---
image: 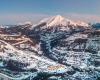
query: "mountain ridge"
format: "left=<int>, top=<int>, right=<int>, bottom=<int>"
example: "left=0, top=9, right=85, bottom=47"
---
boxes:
left=33, top=15, right=89, bottom=31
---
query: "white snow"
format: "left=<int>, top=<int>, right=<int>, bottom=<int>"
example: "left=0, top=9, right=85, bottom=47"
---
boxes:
left=0, top=40, right=69, bottom=73
left=68, top=33, right=87, bottom=41
left=34, top=15, right=89, bottom=30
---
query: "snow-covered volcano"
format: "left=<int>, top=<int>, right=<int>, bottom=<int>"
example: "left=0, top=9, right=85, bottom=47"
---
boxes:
left=34, top=15, right=89, bottom=31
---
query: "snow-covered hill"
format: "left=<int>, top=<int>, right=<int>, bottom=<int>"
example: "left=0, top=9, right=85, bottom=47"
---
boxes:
left=0, top=39, right=70, bottom=74
left=34, top=15, right=89, bottom=31
left=0, top=15, right=100, bottom=80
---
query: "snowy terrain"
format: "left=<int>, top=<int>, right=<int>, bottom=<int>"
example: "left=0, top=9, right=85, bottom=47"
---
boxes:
left=33, top=15, right=89, bottom=32
left=0, top=15, right=100, bottom=80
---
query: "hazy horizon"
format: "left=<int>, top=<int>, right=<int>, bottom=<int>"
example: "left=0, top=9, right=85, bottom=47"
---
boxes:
left=0, top=0, right=100, bottom=25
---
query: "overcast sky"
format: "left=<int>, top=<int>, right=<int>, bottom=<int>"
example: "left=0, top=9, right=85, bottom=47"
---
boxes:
left=0, top=0, right=100, bottom=25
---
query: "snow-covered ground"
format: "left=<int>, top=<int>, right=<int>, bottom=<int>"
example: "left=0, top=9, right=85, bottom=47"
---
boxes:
left=0, top=40, right=69, bottom=75
left=0, top=21, right=100, bottom=80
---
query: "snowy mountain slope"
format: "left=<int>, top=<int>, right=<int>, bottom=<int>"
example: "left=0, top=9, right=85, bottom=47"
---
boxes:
left=33, top=15, right=89, bottom=31
left=0, top=39, right=55, bottom=64
left=0, top=15, right=100, bottom=80
left=0, top=40, right=70, bottom=74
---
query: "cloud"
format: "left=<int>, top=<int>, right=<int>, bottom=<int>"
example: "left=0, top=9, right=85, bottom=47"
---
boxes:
left=0, top=13, right=100, bottom=25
